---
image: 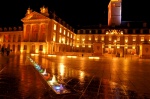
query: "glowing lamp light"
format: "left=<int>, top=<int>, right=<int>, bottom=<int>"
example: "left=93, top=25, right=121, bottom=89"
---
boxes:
left=132, top=46, right=135, bottom=49
left=117, top=46, right=120, bottom=49
left=109, top=45, right=111, bottom=48
left=88, top=45, right=91, bottom=48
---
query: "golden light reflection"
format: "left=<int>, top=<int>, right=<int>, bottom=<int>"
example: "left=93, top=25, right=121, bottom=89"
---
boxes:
left=35, top=49, right=39, bottom=53
left=31, top=53, right=39, bottom=56
left=48, top=54, right=56, bottom=57
left=79, top=71, right=85, bottom=82
left=67, top=56, right=77, bottom=58
left=20, top=50, right=23, bottom=53
left=88, top=56, right=100, bottom=59
left=59, top=63, right=65, bottom=76
left=60, top=56, right=65, bottom=63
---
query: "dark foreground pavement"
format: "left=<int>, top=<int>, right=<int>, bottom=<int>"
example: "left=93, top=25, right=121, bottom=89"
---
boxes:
left=0, top=54, right=150, bottom=99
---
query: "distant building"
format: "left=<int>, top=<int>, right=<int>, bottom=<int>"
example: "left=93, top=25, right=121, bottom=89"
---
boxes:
left=0, top=0, right=150, bottom=58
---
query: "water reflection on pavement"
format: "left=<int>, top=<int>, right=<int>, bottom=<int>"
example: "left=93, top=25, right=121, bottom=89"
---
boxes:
left=0, top=54, right=150, bottom=99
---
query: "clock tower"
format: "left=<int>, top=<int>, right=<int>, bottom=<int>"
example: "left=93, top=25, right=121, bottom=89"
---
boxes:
left=108, top=0, right=122, bottom=26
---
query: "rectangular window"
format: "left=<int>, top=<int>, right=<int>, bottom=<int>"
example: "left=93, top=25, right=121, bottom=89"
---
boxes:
left=59, top=27, right=62, bottom=33
left=109, top=36, right=112, bottom=41
left=54, top=24, right=56, bottom=30
left=67, top=32, right=69, bottom=37
left=133, top=37, right=136, bottom=41
left=125, top=37, right=128, bottom=42
left=141, top=37, right=144, bottom=41
left=101, top=36, right=104, bottom=41
left=39, top=45, right=43, bottom=51
left=117, top=37, right=120, bottom=41
left=24, top=45, right=27, bottom=50
left=18, top=45, right=20, bottom=51
left=64, top=30, right=66, bottom=35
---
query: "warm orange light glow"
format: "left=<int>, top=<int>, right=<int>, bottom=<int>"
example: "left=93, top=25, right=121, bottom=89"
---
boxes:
left=88, top=56, right=100, bottom=59
left=35, top=49, right=39, bottom=53
left=31, top=53, right=39, bottom=56
left=117, top=46, right=120, bottom=49
left=67, top=56, right=77, bottom=58
left=132, top=46, right=135, bottom=49
left=89, top=37, right=91, bottom=40
left=59, top=64, right=64, bottom=76
left=88, top=45, right=91, bottom=48
left=54, top=24, right=56, bottom=30
left=109, top=45, right=111, bottom=48
left=48, top=54, right=56, bottom=57
left=79, top=71, right=85, bottom=82
left=20, top=50, right=24, bottom=53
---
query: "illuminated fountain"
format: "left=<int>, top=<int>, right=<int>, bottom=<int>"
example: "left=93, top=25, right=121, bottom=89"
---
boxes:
left=41, top=69, right=47, bottom=75
left=41, top=69, right=50, bottom=80
left=34, top=64, right=43, bottom=73
left=47, top=75, right=71, bottom=94
left=27, top=56, right=71, bottom=94
left=48, top=75, right=58, bottom=85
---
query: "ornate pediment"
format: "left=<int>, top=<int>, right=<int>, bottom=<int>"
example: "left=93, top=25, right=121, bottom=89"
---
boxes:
left=21, top=11, right=50, bottom=21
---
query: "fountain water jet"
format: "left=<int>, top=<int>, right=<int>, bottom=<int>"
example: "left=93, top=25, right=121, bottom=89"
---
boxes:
left=48, top=75, right=58, bottom=85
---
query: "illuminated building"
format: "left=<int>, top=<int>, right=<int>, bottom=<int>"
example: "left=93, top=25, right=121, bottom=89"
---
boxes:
left=0, top=1, right=149, bottom=58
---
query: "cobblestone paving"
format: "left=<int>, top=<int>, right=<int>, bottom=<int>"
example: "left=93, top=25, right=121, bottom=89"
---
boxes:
left=0, top=54, right=150, bottom=99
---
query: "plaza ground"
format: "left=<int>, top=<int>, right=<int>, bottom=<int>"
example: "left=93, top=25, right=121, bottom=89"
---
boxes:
left=0, top=53, right=150, bottom=98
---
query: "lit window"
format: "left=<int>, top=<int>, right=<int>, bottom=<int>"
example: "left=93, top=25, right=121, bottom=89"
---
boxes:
left=109, top=45, right=111, bottom=48
left=101, top=37, right=104, bottom=41
left=132, top=46, right=135, bottom=49
left=73, top=35, right=75, bottom=39
left=64, top=30, right=66, bottom=35
left=24, top=45, right=27, bottom=50
left=117, top=45, right=120, bottom=49
left=39, top=45, right=43, bottom=51
left=62, top=37, right=65, bottom=44
left=54, top=24, right=56, bottom=30
left=82, top=38, right=85, bottom=41
left=141, top=37, right=144, bottom=41
left=109, top=37, right=111, bottom=41
left=53, top=35, right=56, bottom=41
left=125, top=37, right=128, bottom=42
left=89, top=36, right=91, bottom=40
left=88, top=45, right=91, bottom=48
left=67, top=32, right=69, bottom=37
left=117, top=37, right=120, bottom=41
left=59, top=28, right=62, bottom=33
left=59, top=36, right=61, bottom=43
left=70, top=34, right=72, bottom=38
left=133, top=37, right=136, bottom=41
left=95, top=37, right=98, bottom=41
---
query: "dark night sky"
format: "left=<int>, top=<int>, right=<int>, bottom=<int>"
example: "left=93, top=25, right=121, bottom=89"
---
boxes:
left=0, top=0, right=149, bottom=27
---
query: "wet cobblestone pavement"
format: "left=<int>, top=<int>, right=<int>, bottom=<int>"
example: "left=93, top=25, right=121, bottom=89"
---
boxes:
left=0, top=54, right=150, bottom=99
